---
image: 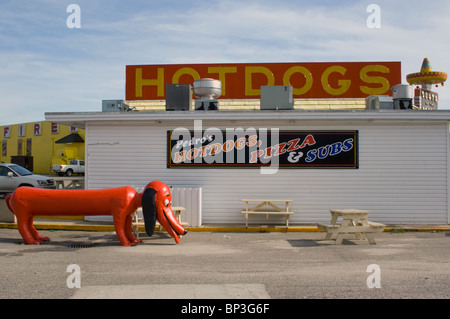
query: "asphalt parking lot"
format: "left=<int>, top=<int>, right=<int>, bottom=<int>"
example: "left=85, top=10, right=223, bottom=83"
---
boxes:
left=0, top=228, right=449, bottom=301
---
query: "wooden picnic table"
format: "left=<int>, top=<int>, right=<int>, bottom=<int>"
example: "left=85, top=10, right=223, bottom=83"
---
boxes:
left=132, top=206, right=185, bottom=239
left=316, top=209, right=385, bottom=244
left=241, top=199, right=294, bottom=227
left=53, top=177, right=85, bottom=189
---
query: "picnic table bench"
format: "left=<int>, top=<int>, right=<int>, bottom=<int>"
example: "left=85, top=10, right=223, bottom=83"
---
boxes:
left=53, top=177, right=85, bottom=189
left=132, top=206, right=185, bottom=239
left=241, top=199, right=294, bottom=227
left=316, top=209, right=385, bottom=244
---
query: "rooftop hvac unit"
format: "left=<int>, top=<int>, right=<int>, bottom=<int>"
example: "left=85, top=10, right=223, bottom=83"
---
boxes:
left=165, top=84, right=192, bottom=111
left=193, top=78, right=221, bottom=110
left=391, top=84, right=413, bottom=110
left=365, top=95, right=393, bottom=110
left=260, top=86, right=294, bottom=110
left=102, top=100, right=127, bottom=112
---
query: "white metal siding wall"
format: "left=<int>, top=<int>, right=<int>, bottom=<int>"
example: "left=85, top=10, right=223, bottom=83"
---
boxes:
left=86, top=121, right=449, bottom=225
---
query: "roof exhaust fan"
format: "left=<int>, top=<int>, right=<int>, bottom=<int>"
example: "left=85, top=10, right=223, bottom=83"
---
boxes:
left=193, top=78, right=221, bottom=110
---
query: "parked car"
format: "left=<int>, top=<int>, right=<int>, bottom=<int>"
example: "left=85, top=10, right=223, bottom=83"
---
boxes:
left=0, top=163, right=56, bottom=193
left=52, top=159, right=85, bottom=176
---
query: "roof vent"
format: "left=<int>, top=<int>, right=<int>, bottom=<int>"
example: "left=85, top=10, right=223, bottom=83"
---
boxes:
left=391, top=84, right=413, bottom=109
left=193, top=78, right=221, bottom=110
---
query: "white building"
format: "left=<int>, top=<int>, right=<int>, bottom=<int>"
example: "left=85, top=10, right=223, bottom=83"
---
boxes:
left=45, top=109, right=450, bottom=226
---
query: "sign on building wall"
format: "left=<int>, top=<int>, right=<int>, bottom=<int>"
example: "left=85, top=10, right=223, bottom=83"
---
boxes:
left=34, top=123, right=42, bottom=136
left=18, top=124, right=25, bottom=137
left=3, top=126, right=10, bottom=138
left=167, top=130, right=358, bottom=169
left=51, top=122, right=59, bottom=134
left=26, top=138, right=32, bottom=156
left=17, top=139, right=22, bottom=156
left=127, top=62, right=401, bottom=100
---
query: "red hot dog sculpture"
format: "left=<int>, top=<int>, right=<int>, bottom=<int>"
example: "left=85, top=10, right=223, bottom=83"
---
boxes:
left=5, top=181, right=187, bottom=246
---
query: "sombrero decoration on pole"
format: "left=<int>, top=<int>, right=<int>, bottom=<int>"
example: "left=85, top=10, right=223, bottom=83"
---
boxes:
left=406, top=58, right=447, bottom=89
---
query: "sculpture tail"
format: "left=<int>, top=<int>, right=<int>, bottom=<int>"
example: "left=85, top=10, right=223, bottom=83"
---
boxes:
left=5, top=194, right=14, bottom=214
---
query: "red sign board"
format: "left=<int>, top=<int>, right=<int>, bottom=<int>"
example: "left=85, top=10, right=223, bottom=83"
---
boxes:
left=126, top=62, right=401, bottom=100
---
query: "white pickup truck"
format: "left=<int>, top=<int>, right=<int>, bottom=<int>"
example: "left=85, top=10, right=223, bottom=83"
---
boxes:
left=52, top=159, right=85, bottom=176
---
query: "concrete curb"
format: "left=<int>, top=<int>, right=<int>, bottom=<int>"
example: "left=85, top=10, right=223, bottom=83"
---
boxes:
left=0, top=222, right=449, bottom=233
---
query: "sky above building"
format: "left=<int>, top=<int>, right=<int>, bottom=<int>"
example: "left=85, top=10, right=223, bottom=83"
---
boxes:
left=0, top=0, right=449, bottom=125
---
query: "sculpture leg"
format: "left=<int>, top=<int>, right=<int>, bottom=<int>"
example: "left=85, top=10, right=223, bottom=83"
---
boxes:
left=17, top=215, right=40, bottom=244
left=29, top=220, right=50, bottom=243
left=125, top=214, right=141, bottom=244
left=113, top=215, right=133, bottom=246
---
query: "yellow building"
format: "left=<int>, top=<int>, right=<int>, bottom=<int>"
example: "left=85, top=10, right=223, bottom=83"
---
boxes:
left=1, top=121, right=85, bottom=174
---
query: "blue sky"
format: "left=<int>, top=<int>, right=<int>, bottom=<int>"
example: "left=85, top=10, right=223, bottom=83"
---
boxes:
left=1, top=0, right=449, bottom=125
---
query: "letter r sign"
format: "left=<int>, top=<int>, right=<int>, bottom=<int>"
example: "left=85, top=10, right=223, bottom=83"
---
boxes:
left=34, top=123, right=42, bottom=136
